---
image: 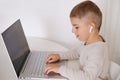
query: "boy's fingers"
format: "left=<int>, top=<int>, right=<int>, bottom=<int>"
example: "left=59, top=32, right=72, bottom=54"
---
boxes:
left=46, top=68, right=54, bottom=74
left=45, top=64, right=52, bottom=72
left=46, top=56, right=52, bottom=63
left=47, top=59, right=53, bottom=64
left=46, top=69, right=53, bottom=74
left=45, top=66, right=53, bottom=74
left=45, top=66, right=50, bottom=73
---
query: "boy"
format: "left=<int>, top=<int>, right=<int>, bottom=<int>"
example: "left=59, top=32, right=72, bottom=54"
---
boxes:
left=45, top=1, right=110, bottom=80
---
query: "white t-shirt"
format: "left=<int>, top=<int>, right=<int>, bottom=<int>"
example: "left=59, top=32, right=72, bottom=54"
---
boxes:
left=58, top=41, right=110, bottom=80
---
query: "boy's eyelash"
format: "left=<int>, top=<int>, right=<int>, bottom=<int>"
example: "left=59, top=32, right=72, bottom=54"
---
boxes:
left=75, top=27, right=79, bottom=29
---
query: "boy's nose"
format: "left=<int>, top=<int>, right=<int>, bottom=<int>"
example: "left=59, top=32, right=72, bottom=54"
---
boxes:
left=72, top=29, right=74, bottom=33
left=72, top=28, right=76, bottom=34
left=72, top=28, right=75, bottom=33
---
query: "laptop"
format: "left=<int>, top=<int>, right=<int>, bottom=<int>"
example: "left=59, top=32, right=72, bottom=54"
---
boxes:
left=1, top=19, right=68, bottom=80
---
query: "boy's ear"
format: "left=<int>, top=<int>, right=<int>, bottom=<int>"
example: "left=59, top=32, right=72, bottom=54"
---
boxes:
left=89, top=22, right=96, bottom=29
left=89, top=26, right=93, bottom=33
left=89, top=22, right=96, bottom=33
left=90, top=22, right=96, bottom=29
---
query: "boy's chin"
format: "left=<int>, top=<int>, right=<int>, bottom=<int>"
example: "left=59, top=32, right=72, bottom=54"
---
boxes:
left=79, top=40, right=86, bottom=44
left=77, top=37, right=85, bottom=41
left=77, top=38, right=86, bottom=44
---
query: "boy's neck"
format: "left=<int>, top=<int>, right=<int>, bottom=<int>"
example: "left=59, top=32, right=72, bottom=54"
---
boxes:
left=85, top=31, right=103, bottom=45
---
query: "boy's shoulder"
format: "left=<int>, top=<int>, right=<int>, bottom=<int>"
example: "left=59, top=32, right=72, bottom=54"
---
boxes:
left=84, top=41, right=107, bottom=52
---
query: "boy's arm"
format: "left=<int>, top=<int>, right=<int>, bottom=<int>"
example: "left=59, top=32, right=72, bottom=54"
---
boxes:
left=58, top=49, right=109, bottom=80
left=59, top=47, right=80, bottom=60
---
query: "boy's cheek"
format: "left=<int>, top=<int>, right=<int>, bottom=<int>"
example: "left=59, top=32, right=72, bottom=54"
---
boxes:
left=78, top=32, right=88, bottom=41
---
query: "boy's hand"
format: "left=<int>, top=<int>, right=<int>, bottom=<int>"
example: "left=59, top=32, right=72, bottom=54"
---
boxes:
left=45, top=64, right=60, bottom=74
left=46, top=54, right=60, bottom=64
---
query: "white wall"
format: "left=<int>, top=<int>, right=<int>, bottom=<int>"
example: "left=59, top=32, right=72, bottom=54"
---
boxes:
left=102, top=0, right=120, bottom=64
left=0, top=0, right=107, bottom=48
left=0, top=0, right=120, bottom=62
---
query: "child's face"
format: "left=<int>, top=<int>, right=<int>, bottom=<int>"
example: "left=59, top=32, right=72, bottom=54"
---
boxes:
left=70, top=17, right=90, bottom=41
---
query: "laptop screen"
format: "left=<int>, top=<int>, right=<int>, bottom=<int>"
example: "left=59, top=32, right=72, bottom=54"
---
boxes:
left=2, top=19, right=30, bottom=77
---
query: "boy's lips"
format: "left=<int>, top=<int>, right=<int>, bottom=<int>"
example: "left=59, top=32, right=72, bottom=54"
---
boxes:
left=76, top=35, right=79, bottom=38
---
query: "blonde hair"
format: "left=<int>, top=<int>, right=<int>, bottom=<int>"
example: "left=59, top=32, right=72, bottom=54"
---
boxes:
left=70, top=1, right=102, bottom=32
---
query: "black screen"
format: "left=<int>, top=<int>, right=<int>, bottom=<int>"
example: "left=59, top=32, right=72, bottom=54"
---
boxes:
left=2, top=19, right=30, bottom=77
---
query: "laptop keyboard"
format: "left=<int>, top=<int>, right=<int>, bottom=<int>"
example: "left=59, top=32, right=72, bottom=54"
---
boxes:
left=19, top=51, right=68, bottom=79
left=21, top=52, right=49, bottom=77
left=31, top=52, right=48, bottom=76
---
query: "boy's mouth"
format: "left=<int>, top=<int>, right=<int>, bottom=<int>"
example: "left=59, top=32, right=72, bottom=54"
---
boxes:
left=76, top=35, right=79, bottom=38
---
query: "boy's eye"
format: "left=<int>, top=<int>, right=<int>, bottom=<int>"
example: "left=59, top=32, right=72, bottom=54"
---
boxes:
left=75, top=27, right=79, bottom=29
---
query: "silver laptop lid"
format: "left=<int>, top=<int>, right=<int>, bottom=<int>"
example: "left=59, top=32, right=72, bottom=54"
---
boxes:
left=2, top=19, right=30, bottom=77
